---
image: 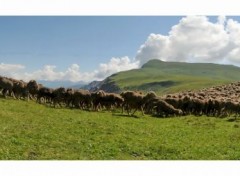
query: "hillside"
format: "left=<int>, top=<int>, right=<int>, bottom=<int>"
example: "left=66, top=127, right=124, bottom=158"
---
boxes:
left=1, top=98, right=240, bottom=160
left=92, top=60, right=240, bottom=94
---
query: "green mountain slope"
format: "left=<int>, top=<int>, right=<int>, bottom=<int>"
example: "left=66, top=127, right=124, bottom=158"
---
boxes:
left=100, top=59, right=240, bottom=94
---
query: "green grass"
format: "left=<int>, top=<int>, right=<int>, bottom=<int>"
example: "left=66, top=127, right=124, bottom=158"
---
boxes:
left=106, top=60, right=240, bottom=94
left=1, top=98, right=240, bottom=160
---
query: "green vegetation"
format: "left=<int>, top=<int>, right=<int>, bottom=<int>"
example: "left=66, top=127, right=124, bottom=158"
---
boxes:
left=107, top=60, right=240, bottom=94
left=1, top=98, right=240, bottom=160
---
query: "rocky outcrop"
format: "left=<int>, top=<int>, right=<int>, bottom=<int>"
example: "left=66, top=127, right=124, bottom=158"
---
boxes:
left=83, top=78, right=121, bottom=93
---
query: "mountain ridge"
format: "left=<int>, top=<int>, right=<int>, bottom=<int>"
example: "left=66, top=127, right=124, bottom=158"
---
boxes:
left=84, top=59, right=240, bottom=94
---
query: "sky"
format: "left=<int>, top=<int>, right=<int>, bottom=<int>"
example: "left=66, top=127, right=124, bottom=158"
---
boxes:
left=1, top=16, right=240, bottom=83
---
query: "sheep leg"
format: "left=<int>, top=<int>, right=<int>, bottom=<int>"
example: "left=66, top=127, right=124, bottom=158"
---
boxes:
left=131, top=108, right=138, bottom=116
left=127, top=106, right=131, bottom=115
left=141, top=106, right=144, bottom=116
left=2, top=89, right=9, bottom=98
left=121, top=103, right=126, bottom=114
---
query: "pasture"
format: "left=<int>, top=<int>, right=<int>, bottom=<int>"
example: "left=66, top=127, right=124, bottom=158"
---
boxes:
left=109, top=59, right=240, bottom=94
left=1, top=98, right=240, bottom=160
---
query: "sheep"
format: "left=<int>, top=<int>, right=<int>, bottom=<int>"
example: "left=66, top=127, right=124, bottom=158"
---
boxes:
left=143, top=91, right=158, bottom=114
left=2, top=75, right=240, bottom=119
left=91, top=90, right=107, bottom=111
left=37, top=87, right=54, bottom=104
left=12, top=80, right=28, bottom=100
left=120, top=91, right=145, bottom=116
left=64, top=88, right=75, bottom=108
left=51, top=87, right=66, bottom=108
left=102, top=93, right=124, bottom=110
left=0, top=76, right=16, bottom=98
left=72, top=89, right=92, bottom=110
left=150, top=98, right=183, bottom=117
left=27, top=80, right=40, bottom=100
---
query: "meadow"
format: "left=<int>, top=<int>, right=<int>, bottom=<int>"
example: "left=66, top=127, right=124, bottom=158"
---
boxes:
left=1, top=98, right=240, bottom=160
left=108, top=60, right=240, bottom=94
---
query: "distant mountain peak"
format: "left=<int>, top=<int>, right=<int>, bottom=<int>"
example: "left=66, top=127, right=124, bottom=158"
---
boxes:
left=141, top=59, right=166, bottom=68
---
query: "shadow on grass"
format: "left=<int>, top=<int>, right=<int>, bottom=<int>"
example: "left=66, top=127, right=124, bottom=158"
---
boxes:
left=226, top=118, right=239, bottom=122
left=150, top=114, right=178, bottom=119
left=112, top=113, right=140, bottom=119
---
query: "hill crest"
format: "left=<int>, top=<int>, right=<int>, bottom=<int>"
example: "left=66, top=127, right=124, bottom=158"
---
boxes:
left=85, top=59, right=240, bottom=94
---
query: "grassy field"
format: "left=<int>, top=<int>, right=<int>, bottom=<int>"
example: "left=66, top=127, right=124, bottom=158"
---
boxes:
left=106, top=60, right=240, bottom=94
left=1, top=98, right=240, bottom=160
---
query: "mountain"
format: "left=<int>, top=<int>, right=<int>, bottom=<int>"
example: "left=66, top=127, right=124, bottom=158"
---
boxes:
left=38, top=80, right=86, bottom=88
left=80, top=80, right=103, bottom=91
left=85, top=59, right=240, bottom=95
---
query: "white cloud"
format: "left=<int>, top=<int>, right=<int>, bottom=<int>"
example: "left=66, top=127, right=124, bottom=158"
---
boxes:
left=3, top=16, right=240, bottom=84
left=0, top=63, right=25, bottom=77
left=94, top=56, right=139, bottom=79
left=136, top=16, right=240, bottom=66
left=0, top=63, right=25, bottom=72
left=22, top=65, right=65, bottom=82
left=0, top=56, right=139, bottom=83
left=217, top=16, right=226, bottom=25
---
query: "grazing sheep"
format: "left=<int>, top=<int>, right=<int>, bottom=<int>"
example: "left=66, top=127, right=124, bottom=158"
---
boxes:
left=150, top=98, right=183, bottom=117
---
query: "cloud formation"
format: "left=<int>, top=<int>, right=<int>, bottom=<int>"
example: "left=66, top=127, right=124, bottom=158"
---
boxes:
left=94, top=56, right=139, bottom=79
left=0, top=56, right=139, bottom=83
left=0, top=63, right=25, bottom=78
left=2, top=16, right=240, bottom=83
left=136, top=16, right=240, bottom=66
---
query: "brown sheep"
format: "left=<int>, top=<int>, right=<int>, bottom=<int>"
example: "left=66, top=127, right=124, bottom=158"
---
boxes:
left=0, top=76, right=15, bottom=98
left=64, top=88, right=75, bottom=107
left=52, top=87, right=66, bottom=107
left=37, top=87, right=54, bottom=104
left=150, top=98, right=183, bottom=117
left=120, top=91, right=145, bottom=116
left=91, top=90, right=106, bottom=111
left=143, top=91, right=158, bottom=114
left=12, top=80, right=28, bottom=100
left=27, top=80, right=40, bottom=100
left=72, top=89, right=92, bottom=110
left=103, top=93, right=124, bottom=110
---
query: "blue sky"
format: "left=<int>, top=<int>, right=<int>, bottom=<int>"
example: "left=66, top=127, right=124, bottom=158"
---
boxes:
left=1, top=16, right=240, bottom=82
left=0, top=16, right=182, bottom=72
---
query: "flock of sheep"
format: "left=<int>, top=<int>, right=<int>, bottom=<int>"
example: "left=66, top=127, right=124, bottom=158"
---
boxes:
left=1, top=75, right=240, bottom=118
